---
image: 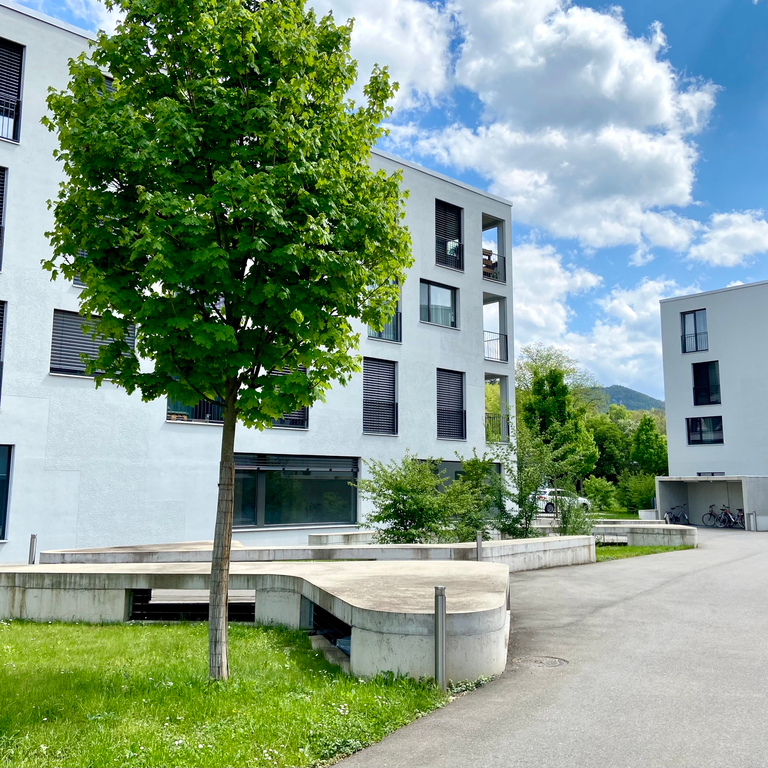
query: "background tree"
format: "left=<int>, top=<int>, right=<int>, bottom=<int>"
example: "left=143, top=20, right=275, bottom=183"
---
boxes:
left=586, top=413, right=630, bottom=482
left=630, top=414, right=669, bottom=476
left=43, top=0, right=411, bottom=679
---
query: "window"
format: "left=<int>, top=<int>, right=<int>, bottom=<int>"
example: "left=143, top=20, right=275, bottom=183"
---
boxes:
left=166, top=397, right=223, bottom=423
left=369, top=290, right=402, bottom=343
left=233, top=454, right=358, bottom=528
left=0, top=301, right=4, bottom=404
left=687, top=416, right=723, bottom=445
left=0, top=39, right=23, bottom=142
left=0, top=445, right=9, bottom=539
left=270, top=367, right=309, bottom=429
left=435, top=199, right=463, bottom=270
left=420, top=280, right=457, bottom=328
left=437, top=368, right=466, bottom=440
left=697, top=472, right=725, bottom=477
left=0, top=166, right=6, bottom=267
left=681, top=309, right=708, bottom=353
left=50, top=309, right=135, bottom=376
left=363, top=357, right=397, bottom=434
left=692, top=361, right=720, bottom=406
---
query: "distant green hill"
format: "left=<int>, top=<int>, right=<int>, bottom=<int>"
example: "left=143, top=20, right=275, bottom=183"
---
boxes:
left=601, top=385, right=664, bottom=411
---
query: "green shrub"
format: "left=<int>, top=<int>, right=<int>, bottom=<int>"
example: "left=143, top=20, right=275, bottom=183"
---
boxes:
left=617, top=472, right=656, bottom=513
left=583, top=475, right=617, bottom=513
left=557, top=497, right=594, bottom=536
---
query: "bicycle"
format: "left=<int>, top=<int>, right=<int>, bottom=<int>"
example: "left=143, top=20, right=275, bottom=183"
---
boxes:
left=702, top=504, right=718, bottom=526
left=713, top=505, right=745, bottom=529
left=664, top=504, right=689, bottom=525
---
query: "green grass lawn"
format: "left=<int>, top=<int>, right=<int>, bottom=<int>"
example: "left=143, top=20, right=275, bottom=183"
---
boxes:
left=594, top=510, right=640, bottom=520
left=0, top=621, right=448, bottom=767
left=596, top=545, right=695, bottom=562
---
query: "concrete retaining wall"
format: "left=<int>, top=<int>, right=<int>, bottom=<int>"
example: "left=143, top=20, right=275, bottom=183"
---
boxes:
left=592, top=524, right=697, bottom=547
left=41, top=535, right=596, bottom=572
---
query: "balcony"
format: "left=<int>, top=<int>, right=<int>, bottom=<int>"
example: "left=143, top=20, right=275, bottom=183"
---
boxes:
left=272, top=407, right=309, bottom=429
left=369, top=311, right=402, bottom=343
left=693, top=384, right=721, bottom=406
left=681, top=332, right=708, bottom=353
left=435, top=237, right=464, bottom=271
left=482, top=250, right=506, bottom=283
left=0, top=96, right=20, bottom=142
left=484, top=331, right=509, bottom=362
left=485, top=412, right=509, bottom=443
left=437, top=408, right=466, bottom=440
left=363, top=400, right=398, bottom=435
left=167, top=397, right=223, bottom=423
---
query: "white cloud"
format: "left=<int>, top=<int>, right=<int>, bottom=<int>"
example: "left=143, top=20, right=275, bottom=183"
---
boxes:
left=512, top=240, right=697, bottom=394
left=385, top=0, right=718, bottom=250
left=311, top=0, right=456, bottom=111
left=688, top=211, right=768, bottom=267
left=629, top=243, right=654, bottom=266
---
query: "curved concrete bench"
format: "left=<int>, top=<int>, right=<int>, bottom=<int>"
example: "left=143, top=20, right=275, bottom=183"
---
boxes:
left=591, top=523, right=697, bottom=547
left=40, top=535, right=596, bottom=573
left=0, top=560, right=509, bottom=682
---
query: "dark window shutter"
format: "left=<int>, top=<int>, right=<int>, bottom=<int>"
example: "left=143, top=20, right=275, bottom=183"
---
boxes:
left=437, top=368, right=465, bottom=439
left=435, top=200, right=462, bottom=242
left=50, top=309, right=135, bottom=376
left=363, top=357, right=397, bottom=434
left=0, top=167, right=6, bottom=266
left=0, top=300, right=5, bottom=350
left=271, top=366, right=309, bottom=428
left=0, top=40, right=23, bottom=142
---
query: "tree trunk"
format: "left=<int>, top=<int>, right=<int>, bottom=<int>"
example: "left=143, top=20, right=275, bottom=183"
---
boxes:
left=208, top=379, right=238, bottom=681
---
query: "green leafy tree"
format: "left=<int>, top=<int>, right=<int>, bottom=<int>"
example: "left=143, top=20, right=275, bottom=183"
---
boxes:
left=355, top=455, right=454, bottom=544
left=587, top=413, right=630, bottom=482
left=617, top=472, right=657, bottom=513
left=630, top=414, right=669, bottom=476
left=522, top=368, right=570, bottom=436
left=452, top=451, right=507, bottom=542
left=43, top=0, right=411, bottom=679
left=583, top=475, right=617, bottom=513
left=493, top=423, right=547, bottom=539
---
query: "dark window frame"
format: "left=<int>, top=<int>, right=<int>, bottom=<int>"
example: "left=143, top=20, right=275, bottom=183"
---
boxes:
left=0, top=38, right=24, bottom=143
left=363, top=357, right=398, bottom=435
left=0, top=444, right=10, bottom=540
left=435, top=199, right=464, bottom=271
left=686, top=416, right=724, bottom=445
left=0, top=166, right=6, bottom=268
left=436, top=368, right=466, bottom=440
left=420, top=279, right=458, bottom=328
left=233, top=454, right=359, bottom=529
left=692, top=360, right=721, bottom=406
left=681, top=309, right=708, bottom=353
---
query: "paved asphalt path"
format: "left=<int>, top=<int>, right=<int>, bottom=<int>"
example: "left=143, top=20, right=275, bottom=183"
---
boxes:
left=344, top=529, right=768, bottom=767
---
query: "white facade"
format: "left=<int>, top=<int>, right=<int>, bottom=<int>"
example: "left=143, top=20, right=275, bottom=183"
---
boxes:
left=661, top=280, right=768, bottom=477
left=0, top=2, right=515, bottom=562
left=659, top=280, right=768, bottom=530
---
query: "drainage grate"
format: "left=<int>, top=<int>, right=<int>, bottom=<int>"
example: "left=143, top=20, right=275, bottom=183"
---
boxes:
left=512, top=655, right=569, bottom=668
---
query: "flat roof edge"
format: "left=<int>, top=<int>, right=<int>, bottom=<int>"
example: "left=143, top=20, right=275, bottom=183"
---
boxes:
left=660, top=278, right=768, bottom=305
left=0, top=0, right=95, bottom=40
left=371, top=148, right=514, bottom=208
left=659, top=476, right=768, bottom=481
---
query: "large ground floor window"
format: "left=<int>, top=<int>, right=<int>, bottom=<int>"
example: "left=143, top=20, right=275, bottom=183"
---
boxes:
left=233, top=454, right=358, bottom=528
left=0, top=446, right=11, bottom=540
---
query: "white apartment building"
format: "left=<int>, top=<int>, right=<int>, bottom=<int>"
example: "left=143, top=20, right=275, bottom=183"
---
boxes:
left=0, top=1, right=515, bottom=562
left=658, top=281, right=768, bottom=530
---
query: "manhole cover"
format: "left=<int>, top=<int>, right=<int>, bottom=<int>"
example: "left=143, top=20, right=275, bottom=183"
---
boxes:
left=512, top=655, right=568, bottom=668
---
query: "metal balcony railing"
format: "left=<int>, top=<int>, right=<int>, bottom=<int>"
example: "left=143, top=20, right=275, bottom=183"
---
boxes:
left=681, top=332, right=708, bottom=353
left=437, top=408, right=466, bottom=440
left=482, top=250, right=506, bottom=283
left=693, top=384, right=721, bottom=406
left=0, top=97, right=21, bottom=142
left=272, top=407, right=309, bottom=429
left=435, top=237, right=464, bottom=271
left=484, top=331, right=509, bottom=362
left=485, top=412, right=509, bottom=443
left=369, top=311, right=402, bottom=343
left=363, top=400, right=398, bottom=435
left=167, top=397, right=223, bottom=423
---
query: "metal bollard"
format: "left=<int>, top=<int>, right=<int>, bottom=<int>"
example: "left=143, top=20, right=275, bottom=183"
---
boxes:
left=748, top=512, right=757, bottom=532
left=28, top=534, right=37, bottom=565
left=476, top=530, right=483, bottom=561
left=434, top=586, right=447, bottom=691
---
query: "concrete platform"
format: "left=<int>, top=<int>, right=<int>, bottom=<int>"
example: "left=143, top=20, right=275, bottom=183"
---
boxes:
left=591, top=523, right=697, bottom=547
left=39, top=535, right=596, bottom=573
left=0, top=560, right=510, bottom=682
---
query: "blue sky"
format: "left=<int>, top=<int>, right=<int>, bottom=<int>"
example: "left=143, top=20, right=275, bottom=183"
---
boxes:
left=16, top=0, right=768, bottom=399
